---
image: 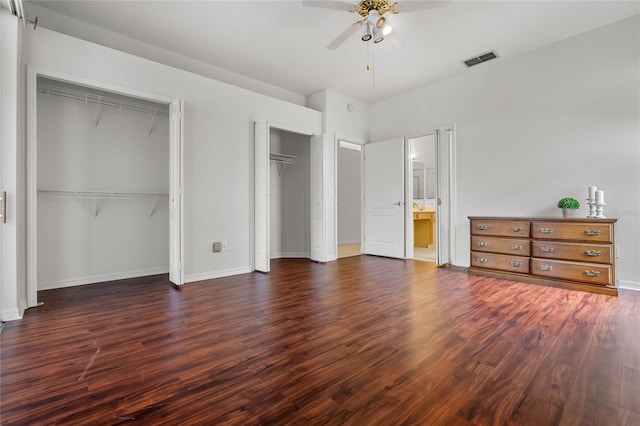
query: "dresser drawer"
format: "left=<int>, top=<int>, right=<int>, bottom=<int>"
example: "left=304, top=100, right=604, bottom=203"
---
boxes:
left=532, top=241, right=613, bottom=264
left=531, top=258, right=613, bottom=286
left=471, top=251, right=529, bottom=274
left=531, top=222, right=613, bottom=243
left=470, top=220, right=530, bottom=238
left=472, top=236, right=531, bottom=256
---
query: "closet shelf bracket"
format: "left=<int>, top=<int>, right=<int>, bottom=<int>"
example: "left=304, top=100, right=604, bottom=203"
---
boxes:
left=147, top=108, right=157, bottom=137
left=95, top=96, right=103, bottom=127
left=270, top=153, right=295, bottom=176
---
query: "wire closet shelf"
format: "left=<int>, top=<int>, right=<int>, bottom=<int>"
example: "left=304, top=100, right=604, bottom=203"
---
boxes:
left=37, top=81, right=169, bottom=117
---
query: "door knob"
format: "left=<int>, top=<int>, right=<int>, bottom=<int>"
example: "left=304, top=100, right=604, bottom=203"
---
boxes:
left=394, top=201, right=404, bottom=206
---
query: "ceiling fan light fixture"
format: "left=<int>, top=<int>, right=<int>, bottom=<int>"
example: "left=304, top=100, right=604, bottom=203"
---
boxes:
left=367, top=10, right=385, bottom=29
left=362, top=23, right=372, bottom=41
left=382, top=24, right=393, bottom=36
left=372, top=25, right=384, bottom=43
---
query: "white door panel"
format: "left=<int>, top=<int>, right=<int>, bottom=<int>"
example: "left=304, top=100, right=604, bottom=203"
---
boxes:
left=254, top=121, right=270, bottom=272
left=435, top=129, right=452, bottom=266
left=169, top=99, right=184, bottom=285
left=364, top=138, right=405, bottom=258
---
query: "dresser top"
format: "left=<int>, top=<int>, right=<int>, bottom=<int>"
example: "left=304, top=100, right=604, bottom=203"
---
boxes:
left=468, top=216, right=617, bottom=223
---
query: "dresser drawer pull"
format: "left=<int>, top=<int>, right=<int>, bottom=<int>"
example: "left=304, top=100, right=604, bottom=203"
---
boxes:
left=539, top=264, right=553, bottom=271
left=584, top=270, right=601, bottom=277
left=476, top=241, right=488, bottom=247
left=510, top=261, right=523, bottom=267
left=477, top=225, right=487, bottom=231
left=585, top=250, right=602, bottom=257
left=585, top=229, right=602, bottom=236
left=540, top=228, right=554, bottom=234
left=511, top=226, right=523, bottom=232
left=476, top=257, right=488, bottom=263
left=510, top=244, right=523, bottom=250
left=540, top=246, right=555, bottom=253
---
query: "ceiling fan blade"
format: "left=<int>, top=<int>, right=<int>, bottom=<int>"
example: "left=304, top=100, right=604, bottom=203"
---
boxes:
left=326, top=21, right=362, bottom=50
left=395, top=0, right=451, bottom=13
left=301, top=1, right=355, bottom=12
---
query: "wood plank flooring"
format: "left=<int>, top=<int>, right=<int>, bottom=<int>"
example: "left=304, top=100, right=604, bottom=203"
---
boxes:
left=1, top=256, right=639, bottom=425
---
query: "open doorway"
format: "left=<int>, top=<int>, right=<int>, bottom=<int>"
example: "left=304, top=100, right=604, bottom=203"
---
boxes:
left=269, top=128, right=311, bottom=260
left=26, top=68, right=184, bottom=307
left=410, top=135, right=436, bottom=262
left=337, top=140, right=362, bottom=259
left=407, top=126, right=454, bottom=265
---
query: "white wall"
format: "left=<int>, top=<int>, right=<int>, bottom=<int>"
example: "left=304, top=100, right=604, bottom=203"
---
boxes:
left=36, top=91, right=169, bottom=289
left=20, top=27, right=321, bottom=286
left=370, top=16, right=640, bottom=289
left=337, top=146, right=361, bottom=245
left=269, top=128, right=311, bottom=258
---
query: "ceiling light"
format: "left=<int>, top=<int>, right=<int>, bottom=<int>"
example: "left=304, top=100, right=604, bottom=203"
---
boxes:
left=361, top=23, right=372, bottom=41
left=382, top=23, right=392, bottom=36
left=367, top=10, right=385, bottom=29
left=373, top=26, right=384, bottom=44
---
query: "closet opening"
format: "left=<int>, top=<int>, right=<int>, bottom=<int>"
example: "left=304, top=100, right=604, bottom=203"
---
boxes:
left=269, top=128, right=311, bottom=262
left=337, top=140, right=362, bottom=259
left=27, top=70, right=184, bottom=307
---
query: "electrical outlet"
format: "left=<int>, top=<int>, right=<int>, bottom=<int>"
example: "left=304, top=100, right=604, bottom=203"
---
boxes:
left=615, top=246, right=620, bottom=258
left=212, top=242, right=223, bottom=253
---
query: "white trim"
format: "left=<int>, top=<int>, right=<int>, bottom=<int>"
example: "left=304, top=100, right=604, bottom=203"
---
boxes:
left=618, top=280, right=640, bottom=291
left=38, top=267, right=170, bottom=291
left=185, top=267, right=252, bottom=284
left=270, top=252, right=311, bottom=259
left=1, top=307, right=23, bottom=322
left=339, top=140, right=362, bottom=151
left=26, top=65, right=183, bottom=306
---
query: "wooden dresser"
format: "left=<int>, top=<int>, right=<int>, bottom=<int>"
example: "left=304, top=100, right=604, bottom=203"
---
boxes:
left=468, top=217, right=617, bottom=296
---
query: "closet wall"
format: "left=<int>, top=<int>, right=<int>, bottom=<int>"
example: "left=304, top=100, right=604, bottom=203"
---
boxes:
left=269, top=128, right=311, bottom=259
left=37, top=79, right=170, bottom=289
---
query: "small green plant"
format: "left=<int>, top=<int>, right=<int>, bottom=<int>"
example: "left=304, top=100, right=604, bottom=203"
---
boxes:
left=557, top=197, right=580, bottom=209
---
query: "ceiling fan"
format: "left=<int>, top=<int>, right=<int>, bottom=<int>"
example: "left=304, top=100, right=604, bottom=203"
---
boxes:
left=302, top=0, right=449, bottom=49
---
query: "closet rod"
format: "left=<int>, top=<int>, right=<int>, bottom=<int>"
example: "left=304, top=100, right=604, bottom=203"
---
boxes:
left=37, top=82, right=170, bottom=118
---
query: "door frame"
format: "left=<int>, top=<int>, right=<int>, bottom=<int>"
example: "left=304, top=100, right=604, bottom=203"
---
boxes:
left=252, top=122, right=321, bottom=271
left=26, top=66, right=185, bottom=307
left=406, top=124, right=457, bottom=265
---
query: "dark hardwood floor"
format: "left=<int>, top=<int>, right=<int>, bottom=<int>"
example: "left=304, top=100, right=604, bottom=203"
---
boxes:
left=1, top=256, right=639, bottom=425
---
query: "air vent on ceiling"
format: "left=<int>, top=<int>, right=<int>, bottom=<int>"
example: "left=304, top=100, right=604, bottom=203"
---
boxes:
left=463, top=50, right=499, bottom=68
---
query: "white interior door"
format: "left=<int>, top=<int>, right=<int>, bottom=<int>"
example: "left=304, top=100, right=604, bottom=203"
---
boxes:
left=363, top=138, right=406, bottom=258
left=254, top=121, right=270, bottom=272
left=435, top=129, right=452, bottom=265
left=169, top=99, right=184, bottom=284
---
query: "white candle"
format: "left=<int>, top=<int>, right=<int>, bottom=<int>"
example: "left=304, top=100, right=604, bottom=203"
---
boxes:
left=595, top=190, right=604, bottom=204
left=588, top=186, right=597, bottom=200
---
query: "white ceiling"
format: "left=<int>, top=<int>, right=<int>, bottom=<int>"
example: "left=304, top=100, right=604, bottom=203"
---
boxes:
left=24, top=1, right=640, bottom=104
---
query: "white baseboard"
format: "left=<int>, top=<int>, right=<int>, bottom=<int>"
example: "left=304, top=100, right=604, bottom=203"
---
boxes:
left=270, top=252, right=311, bottom=259
left=38, top=267, right=169, bottom=291
left=185, top=266, right=252, bottom=284
left=618, top=280, right=640, bottom=291
left=1, top=307, right=23, bottom=322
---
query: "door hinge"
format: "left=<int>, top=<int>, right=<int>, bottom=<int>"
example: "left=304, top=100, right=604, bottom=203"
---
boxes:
left=174, top=111, right=183, bottom=120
